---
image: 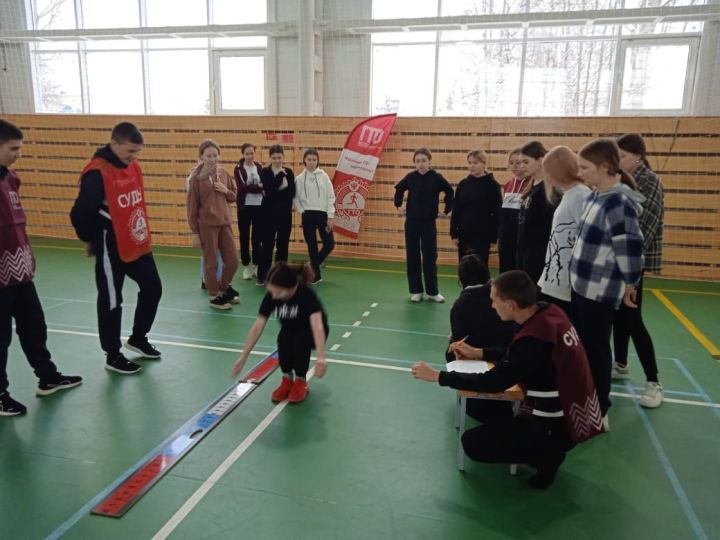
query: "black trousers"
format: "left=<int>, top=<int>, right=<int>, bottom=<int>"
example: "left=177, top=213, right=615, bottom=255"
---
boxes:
left=257, top=209, right=292, bottom=281
left=301, top=210, right=335, bottom=279
left=94, top=230, right=162, bottom=355
left=404, top=218, right=438, bottom=296
left=277, top=330, right=313, bottom=378
left=571, top=291, right=614, bottom=415
left=498, top=234, right=517, bottom=273
left=238, top=205, right=263, bottom=267
left=462, top=415, right=574, bottom=469
left=613, top=273, right=659, bottom=382
left=457, top=234, right=490, bottom=266
left=0, top=282, right=59, bottom=392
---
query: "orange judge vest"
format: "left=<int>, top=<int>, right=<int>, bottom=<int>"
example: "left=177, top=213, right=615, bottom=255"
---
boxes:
left=81, top=158, right=152, bottom=263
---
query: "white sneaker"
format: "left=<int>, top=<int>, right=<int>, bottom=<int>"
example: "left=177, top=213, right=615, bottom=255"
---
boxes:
left=601, top=414, right=610, bottom=432
left=427, top=293, right=445, bottom=303
left=639, top=382, right=664, bottom=408
left=242, top=266, right=253, bottom=280
left=409, top=293, right=423, bottom=303
left=611, top=363, right=631, bottom=380
left=252, top=265, right=258, bottom=277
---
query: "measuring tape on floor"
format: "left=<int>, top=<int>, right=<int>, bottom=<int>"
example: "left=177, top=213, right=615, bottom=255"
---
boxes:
left=91, top=351, right=279, bottom=518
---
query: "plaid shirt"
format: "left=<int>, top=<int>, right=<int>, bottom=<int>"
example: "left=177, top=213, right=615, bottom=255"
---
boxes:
left=570, top=185, right=644, bottom=308
left=634, top=166, right=664, bottom=273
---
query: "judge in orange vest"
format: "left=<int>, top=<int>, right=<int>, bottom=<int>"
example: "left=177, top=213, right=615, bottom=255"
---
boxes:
left=71, top=122, right=162, bottom=375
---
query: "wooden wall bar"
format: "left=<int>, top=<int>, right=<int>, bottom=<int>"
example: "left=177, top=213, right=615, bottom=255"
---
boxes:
left=6, top=114, right=720, bottom=281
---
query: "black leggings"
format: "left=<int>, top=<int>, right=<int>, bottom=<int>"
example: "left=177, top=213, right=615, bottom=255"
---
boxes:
left=613, top=273, right=659, bottom=382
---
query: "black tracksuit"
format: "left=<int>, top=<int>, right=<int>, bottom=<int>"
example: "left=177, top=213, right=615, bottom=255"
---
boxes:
left=257, top=166, right=295, bottom=281
left=394, top=170, right=454, bottom=295
left=70, top=146, right=162, bottom=356
left=516, top=182, right=558, bottom=283
left=450, top=172, right=502, bottom=264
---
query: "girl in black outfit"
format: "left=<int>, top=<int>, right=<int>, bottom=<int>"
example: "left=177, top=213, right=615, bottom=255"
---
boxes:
left=516, top=141, right=559, bottom=284
left=231, top=262, right=328, bottom=404
left=394, top=148, right=454, bottom=303
left=257, top=145, right=295, bottom=284
left=450, top=149, right=502, bottom=265
left=233, top=143, right=264, bottom=280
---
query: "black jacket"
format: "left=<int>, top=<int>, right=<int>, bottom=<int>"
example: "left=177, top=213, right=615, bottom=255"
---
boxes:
left=450, top=172, right=502, bottom=243
left=516, top=182, right=559, bottom=283
left=446, top=283, right=517, bottom=362
left=260, top=166, right=295, bottom=212
left=394, top=169, right=454, bottom=221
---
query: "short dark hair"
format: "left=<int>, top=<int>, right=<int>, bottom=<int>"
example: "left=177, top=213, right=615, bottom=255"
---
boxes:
left=492, top=270, right=537, bottom=308
left=240, top=143, right=255, bottom=154
left=457, top=254, right=490, bottom=288
left=268, top=144, right=284, bottom=156
left=111, top=122, right=144, bottom=145
left=0, top=119, right=23, bottom=144
left=413, top=148, right=432, bottom=161
left=519, top=140, right=547, bottom=160
left=617, top=133, right=651, bottom=170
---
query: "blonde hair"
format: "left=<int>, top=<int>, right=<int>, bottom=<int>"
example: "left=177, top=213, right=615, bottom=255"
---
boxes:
left=467, top=149, right=488, bottom=164
left=543, top=146, right=581, bottom=203
left=198, top=139, right=220, bottom=157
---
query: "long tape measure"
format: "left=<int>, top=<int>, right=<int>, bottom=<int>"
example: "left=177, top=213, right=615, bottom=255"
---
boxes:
left=91, top=351, right=279, bottom=518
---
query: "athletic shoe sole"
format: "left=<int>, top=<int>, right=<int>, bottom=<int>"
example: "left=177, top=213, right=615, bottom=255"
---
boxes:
left=0, top=409, right=25, bottom=416
left=36, top=380, right=83, bottom=396
left=105, top=364, right=142, bottom=375
left=209, top=302, right=232, bottom=310
left=125, top=342, right=161, bottom=359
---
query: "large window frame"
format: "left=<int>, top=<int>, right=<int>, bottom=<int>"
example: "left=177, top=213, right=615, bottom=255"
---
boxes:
left=211, top=48, right=272, bottom=115
left=611, top=36, right=701, bottom=115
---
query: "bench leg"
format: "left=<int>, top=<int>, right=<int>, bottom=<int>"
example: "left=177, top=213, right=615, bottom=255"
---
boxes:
left=458, top=396, right=466, bottom=471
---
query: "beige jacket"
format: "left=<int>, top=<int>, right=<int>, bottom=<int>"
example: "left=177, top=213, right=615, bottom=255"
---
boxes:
left=187, top=166, right=237, bottom=232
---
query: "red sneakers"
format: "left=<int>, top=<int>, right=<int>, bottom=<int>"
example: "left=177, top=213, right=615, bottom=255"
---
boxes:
left=271, top=376, right=293, bottom=402
left=288, top=378, right=308, bottom=403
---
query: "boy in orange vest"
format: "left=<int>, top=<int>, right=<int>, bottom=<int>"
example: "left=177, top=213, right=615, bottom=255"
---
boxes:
left=71, top=122, right=162, bottom=375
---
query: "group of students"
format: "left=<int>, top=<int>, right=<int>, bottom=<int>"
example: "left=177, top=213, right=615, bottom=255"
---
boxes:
left=186, top=141, right=337, bottom=310
left=409, top=134, right=665, bottom=488
left=0, top=119, right=331, bottom=414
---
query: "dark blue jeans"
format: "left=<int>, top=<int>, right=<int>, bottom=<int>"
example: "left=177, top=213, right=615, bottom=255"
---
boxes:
left=404, top=218, right=438, bottom=296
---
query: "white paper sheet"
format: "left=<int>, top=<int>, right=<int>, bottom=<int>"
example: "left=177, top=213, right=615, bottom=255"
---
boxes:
left=446, top=360, right=490, bottom=374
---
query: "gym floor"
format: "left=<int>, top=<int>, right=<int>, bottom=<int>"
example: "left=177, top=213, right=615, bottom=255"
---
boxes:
left=2, top=238, right=719, bottom=539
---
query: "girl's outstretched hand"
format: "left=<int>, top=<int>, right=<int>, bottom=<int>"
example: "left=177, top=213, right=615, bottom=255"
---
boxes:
left=231, top=356, right=247, bottom=378
left=315, top=358, right=327, bottom=378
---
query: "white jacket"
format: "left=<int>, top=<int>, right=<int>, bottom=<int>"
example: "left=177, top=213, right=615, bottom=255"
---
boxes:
left=294, top=167, right=336, bottom=218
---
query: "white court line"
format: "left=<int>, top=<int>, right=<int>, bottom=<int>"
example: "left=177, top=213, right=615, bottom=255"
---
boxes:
left=330, top=344, right=341, bottom=351
left=152, top=367, right=317, bottom=540
left=342, top=332, right=352, bottom=339
left=371, top=303, right=378, bottom=308
left=362, top=311, right=371, bottom=317
left=353, top=321, right=362, bottom=327
left=610, top=391, right=720, bottom=409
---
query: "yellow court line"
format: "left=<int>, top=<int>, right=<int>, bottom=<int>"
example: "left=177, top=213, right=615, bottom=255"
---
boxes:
left=647, top=287, right=720, bottom=298
left=652, top=290, right=720, bottom=361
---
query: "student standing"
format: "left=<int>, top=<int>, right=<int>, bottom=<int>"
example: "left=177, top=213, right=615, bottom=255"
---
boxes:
left=234, top=143, right=264, bottom=280
left=394, top=148, right=454, bottom=303
left=613, top=133, right=665, bottom=408
left=257, top=145, right=295, bottom=284
left=0, top=119, right=82, bottom=416
left=413, top=270, right=603, bottom=489
left=187, top=139, right=240, bottom=310
left=231, top=262, right=328, bottom=404
left=70, top=122, right=162, bottom=375
left=450, top=149, right=502, bottom=265
left=498, top=149, right=528, bottom=273
left=294, top=148, right=335, bottom=284
left=516, top=141, right=558, bottom=284
left=570, top=138, right=644, bottom=424
left=537, top=146, right=591, bottom=315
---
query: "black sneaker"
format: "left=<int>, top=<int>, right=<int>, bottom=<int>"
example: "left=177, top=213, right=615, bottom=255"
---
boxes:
left=125, top=336, right=161, bottom=359
left=255, top=278, right=265, bottom=287
left=0, top=392, right=27, bottom=416
left=210, top=295, right=232, bottom=310
left=105, top=353, right=142, bottom=375
left=201, top=280, right=206, bottom=290
left=310, top=276, right=323, bottom=285
left=36, top=373, right=83, bottom=396
left=224, top=285, right=240, bottom=304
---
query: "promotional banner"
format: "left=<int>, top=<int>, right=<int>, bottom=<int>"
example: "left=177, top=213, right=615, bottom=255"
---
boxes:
left=332, top=113, right=397, bottom=239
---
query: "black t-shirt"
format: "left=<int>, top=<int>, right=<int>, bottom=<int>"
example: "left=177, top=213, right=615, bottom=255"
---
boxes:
left=259, top=283, right=329, bottom=335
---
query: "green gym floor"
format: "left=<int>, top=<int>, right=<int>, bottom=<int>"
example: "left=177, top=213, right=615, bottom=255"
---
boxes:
left=2, top=238, right=719, bottom=540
